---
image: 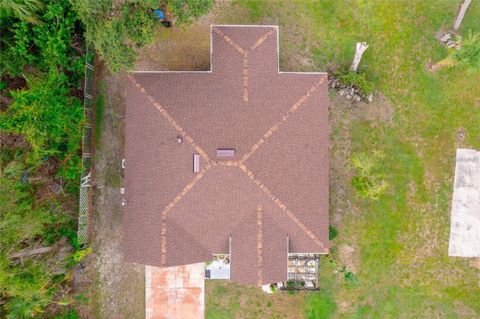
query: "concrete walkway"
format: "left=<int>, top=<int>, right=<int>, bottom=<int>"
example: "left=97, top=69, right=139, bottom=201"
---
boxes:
left=449, top=148, right=480, bottom=257
left=145, top=263, right=205, bottom=319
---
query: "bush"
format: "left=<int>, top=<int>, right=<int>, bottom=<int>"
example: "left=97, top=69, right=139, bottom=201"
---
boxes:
left=339, top=71, right=374, bottom=95
left=72, top=0, right=157, bottom=72
left=344, top=271, right=359, bottom=284
left=0, top=178, right=59, bottom=318
left=0, top=73, right=84, bottom=181
left=351, top=151, right=388, bottom=200
left=0, top=0, right=83, bottom=80
left=328, top=225, right=338, bottom=240
left=167, top=0, right=213, bottom=24
left=121, top=3, right=156, bottom=46
left=93, top=19, right=137, bottom=72
left=453, top=30, right=480, bottom=70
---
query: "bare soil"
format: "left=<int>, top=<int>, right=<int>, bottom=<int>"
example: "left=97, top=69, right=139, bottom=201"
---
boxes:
left=85, top=65, right=144, bottom=318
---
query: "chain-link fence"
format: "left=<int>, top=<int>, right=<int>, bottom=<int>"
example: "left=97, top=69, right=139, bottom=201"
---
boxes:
left=78, top=51, right=95, bottom=246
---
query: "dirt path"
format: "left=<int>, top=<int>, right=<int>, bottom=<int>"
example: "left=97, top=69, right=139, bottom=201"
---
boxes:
left=89, top=66, right=144, bottom=318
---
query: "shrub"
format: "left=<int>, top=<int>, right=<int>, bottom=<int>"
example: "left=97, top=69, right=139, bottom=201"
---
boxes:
left=67, top=247, right=92, bottom=268
left=453, top=30, right=480, bottom=70
left=0, top=178, right=59, bottom=318
left=0, top=73, right=84, bottom=181
left=328, top=225, right=338, bottom=240
left=343, top=271, right=359, bottom=285
left=121, top=3, right=156, bottom=46
left=339, top=71, right=374, bottom=95
left=72, top=0, right=157, bottom=72
left=351, top=151, right=389, bottom=200
left=0, top=0, right=44, bottom=24
left=0, top=0, right=83, bottom=80
left=93, top=19, right=136, bottom=72
left=167, top=0, right=213, bottom=24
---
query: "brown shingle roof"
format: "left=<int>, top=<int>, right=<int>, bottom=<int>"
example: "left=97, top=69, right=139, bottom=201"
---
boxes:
left=124, top=25, right=329, bottom=286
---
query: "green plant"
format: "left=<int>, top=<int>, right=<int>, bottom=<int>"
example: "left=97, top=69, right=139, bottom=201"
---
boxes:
left=305, top=288, right=336, bottom=319
left=0, top=73, right=84, bottom=181
left=343, top=271, right=359, bottom=285
left=453, top=30, right=480, bottom=70
left=53, top=309, right=80, bottom=319
left=66, top=247, right=92, bottom=268
left=1, top=0, right=83, bottom=79
left=0, top=178, right=60, bottom=318
left=95, top=84, right=105, bottom=147
left=328, top=225, right=338, bottom=240
left=339, top=71, right=374, bottom=95
left=167, top=0, right=213, bottom=24
left=94, top=19, right=137, bottom=72
left=121, top=2, right=156, bottom=46
left=72, top=0, right=157, bottom=72
left=351, top=151, right=389, bottom=200
left=0, top=0, right=45, bottom=24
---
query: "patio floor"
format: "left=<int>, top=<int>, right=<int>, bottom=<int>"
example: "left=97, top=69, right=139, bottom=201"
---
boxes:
left=145, top=263, right=205, bottom=319
left=448, top=148, right=480, bottom=257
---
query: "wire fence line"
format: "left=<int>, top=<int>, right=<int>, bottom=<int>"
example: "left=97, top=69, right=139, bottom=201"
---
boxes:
left=77, top=50, right=95, bottom=246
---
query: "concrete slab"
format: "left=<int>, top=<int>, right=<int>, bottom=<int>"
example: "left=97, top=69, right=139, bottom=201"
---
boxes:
left=448, top=148, right=480, bottom=257
left=146, top=263, right=205, bottom=319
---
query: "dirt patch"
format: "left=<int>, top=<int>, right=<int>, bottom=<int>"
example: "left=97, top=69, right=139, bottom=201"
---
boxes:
left=337, top=244, right=359, bottom=273
left=134, top=1, right=236, bottom=71
left=470, top=258, right=480, bottom=270
left=0, top=132, right=27, bottom=148
left=87, top=66, right=144, bottom=319
left=351, top=93, right=395, bottom=123
left=453, top=300, right=478, bottom=318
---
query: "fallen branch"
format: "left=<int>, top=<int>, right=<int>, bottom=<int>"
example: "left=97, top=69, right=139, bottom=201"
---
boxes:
left=350, top=42, right=369, bottom=72
left=10, top=246, right=54, bottom=259
left=453, top=0, right=472, bottom=31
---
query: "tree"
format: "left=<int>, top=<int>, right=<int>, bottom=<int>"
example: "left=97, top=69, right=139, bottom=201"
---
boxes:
left=0, top=73, right=84, bottom=180
left=0, top=0, right=44, bottom=24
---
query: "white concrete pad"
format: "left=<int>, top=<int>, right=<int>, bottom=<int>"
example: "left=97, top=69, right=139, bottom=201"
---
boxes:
left=448, top=149, right=480, bottom=257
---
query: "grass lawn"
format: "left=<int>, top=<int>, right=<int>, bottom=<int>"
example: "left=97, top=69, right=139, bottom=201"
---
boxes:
left=201, top=0, right=480, bottom=318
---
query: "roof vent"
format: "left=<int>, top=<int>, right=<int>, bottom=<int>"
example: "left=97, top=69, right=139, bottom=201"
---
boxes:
left=177, top=136, right=183, bottom=144
left=217, top=149, right=235, bottom=157
left=193, top=154, right=200, bottom=173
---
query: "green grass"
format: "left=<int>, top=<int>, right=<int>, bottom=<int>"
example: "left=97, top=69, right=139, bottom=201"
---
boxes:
left=206, top=280, right=308, bottom=319
left=207, top=0, right=480, bottom=317
left=95, top=82, right=105, bottom=148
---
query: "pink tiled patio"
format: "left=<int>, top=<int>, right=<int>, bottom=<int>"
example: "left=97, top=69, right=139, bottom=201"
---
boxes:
left=145, top=263, right=205, bottom=319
